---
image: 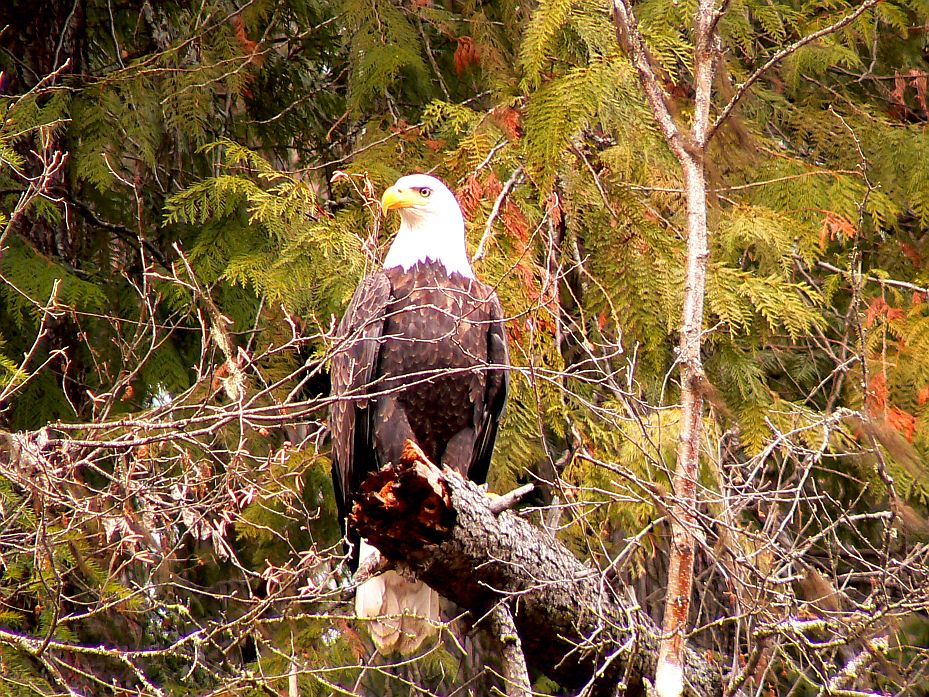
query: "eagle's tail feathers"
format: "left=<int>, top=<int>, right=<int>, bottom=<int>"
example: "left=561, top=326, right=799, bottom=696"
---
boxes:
left=356, top=570, right=440, bottom=655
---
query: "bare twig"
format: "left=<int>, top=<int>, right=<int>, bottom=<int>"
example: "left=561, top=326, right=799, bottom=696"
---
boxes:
left=473, top=166, right=524, bottom=261
left=489, top=483, right=535, bottom=514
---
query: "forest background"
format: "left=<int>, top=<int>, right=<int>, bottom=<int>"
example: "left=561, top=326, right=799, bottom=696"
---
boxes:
left=2, top=0, right=929, bottom=695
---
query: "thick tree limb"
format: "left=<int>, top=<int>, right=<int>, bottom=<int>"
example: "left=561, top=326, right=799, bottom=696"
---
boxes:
left=350, top=443, right=722, bottom=697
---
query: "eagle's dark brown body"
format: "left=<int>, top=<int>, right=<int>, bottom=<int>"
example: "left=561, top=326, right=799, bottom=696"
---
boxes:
left=330, top=259, right=508, bottom=522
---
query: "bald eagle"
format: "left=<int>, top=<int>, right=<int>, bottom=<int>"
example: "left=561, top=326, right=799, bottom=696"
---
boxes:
left=330, top=174, right=509, bottom=654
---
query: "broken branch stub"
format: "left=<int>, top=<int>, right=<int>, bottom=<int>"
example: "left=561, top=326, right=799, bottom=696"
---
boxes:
left=349, top=440, right=456, bottom=551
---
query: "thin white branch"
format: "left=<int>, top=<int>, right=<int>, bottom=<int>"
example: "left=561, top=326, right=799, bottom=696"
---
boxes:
left=822, top=636, right=889, bottom=695
left=473, top=166, right=523, bottom=262
left=610, top=0, right=690, bottom=159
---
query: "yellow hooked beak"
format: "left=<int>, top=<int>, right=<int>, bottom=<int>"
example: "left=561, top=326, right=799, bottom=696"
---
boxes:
left=381, top=186, right=428, bottom=215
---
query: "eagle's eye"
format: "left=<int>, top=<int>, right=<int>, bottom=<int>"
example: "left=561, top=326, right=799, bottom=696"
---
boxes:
left=418, top=187, right=432, bottom=197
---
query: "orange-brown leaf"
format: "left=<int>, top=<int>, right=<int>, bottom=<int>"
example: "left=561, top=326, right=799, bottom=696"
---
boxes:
left=457, top=175, right=482, bottom=220
left=888, top=407, right=917, bottom=442
left=231, top=15, right=261, bottom=63
left=453, top=36, right=481, bottom=75
left=483, top=171, right=502, bottom=198
left=866, top=370, right=888, bottom=414
left=819, top=213, right=857, bottom=249
left=864, top=297, right=889, bottom=328
left=547, top=192, right=562, bottom=227
left=492, top=105, right=522, bottom=140
left=501, top=199, right=529, bottom=243
left=900, top=241, right=922, bottom=266
left=918, top=384, right=929, bottom=406
left=908, top=69, right=929, bottom=119
left=892, top=71, right=908, bottom=107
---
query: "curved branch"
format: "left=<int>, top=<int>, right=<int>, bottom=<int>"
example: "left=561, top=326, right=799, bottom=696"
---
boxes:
left=708, top=0, right=880, bottom=141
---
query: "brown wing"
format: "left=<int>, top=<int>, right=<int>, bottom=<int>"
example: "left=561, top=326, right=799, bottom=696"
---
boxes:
left=466, top=286, right=509, bottom=484
left=329, top=272, right=392, bottom=523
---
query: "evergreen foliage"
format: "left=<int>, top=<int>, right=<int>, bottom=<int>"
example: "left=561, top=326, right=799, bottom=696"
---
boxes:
left=1, top=0, right=929, bottom=694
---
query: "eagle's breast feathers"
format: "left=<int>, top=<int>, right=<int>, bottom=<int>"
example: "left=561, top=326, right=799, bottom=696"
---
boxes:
left=330, top=259, right=508, bottom=517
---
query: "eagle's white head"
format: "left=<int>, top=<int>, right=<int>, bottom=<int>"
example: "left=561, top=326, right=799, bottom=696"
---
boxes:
left=381, top=174, right=474, bottom=279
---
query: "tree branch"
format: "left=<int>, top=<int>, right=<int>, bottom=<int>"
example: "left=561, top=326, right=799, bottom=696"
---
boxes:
left=489, top=602, right=531, bottom=697
left=473, top=166, right=524, bottom=262
left=350, top=442, right=722, bottom=697
left=489, top=483, right=535, bottom=514
left=610, top=1, right=690, bottom=160
left=627, top=1, right=719, bottom=693
left=708, top=0, right=880, bottom=140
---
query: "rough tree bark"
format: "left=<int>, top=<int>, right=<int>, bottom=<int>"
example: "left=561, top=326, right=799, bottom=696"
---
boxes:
left=351, top=442, right=722, bottom=697
left=489, top=603, right=532, bottom=697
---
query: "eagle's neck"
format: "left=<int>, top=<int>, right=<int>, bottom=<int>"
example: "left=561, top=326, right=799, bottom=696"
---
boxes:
left=383, top=216, right=475, bottom=279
